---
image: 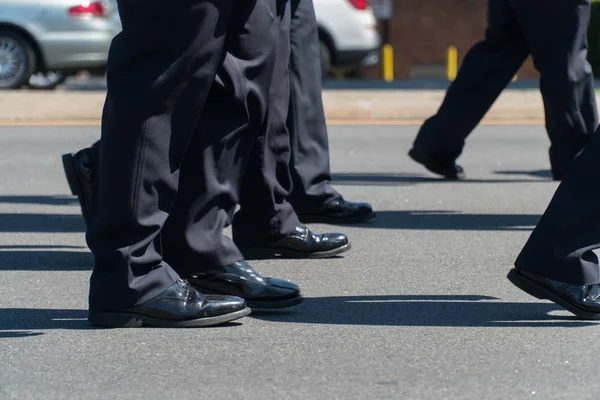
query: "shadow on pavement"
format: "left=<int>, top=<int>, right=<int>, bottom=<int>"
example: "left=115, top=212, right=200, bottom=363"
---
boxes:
left=0, top=308, right=243, bottom=336
left=331, top=172, right=553, bottom=186
left=494, top=169, right=553, bottom=179
left=0, top=195, right=79, bottom=207
left=0, top=309, right=91, bottom=335
left=0, top=250, right=92, bottom=271
left=0, top=213, right=84, bottom=233
left=0, top=245, right=83, bottom=249
left=0, top=210, right=540, bottom=233
left=321, top=210, right=540, bottom=231
left=0, top=295, right=592, bottom=337
left=252, top=295, right=597, bottom=327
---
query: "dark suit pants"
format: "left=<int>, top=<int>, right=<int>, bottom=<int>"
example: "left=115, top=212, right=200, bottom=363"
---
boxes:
left=414, top=0, right=598, bottom=178
left=285, top=0, right=340, bottom=213
left=515, top=122, right=600, bottom=285
left=86, top=0, right=282, bottom=311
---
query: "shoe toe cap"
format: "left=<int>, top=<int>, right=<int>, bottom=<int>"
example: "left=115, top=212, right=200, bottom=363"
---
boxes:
left=264, top=278, right=300, bottom=298
left=203, top=294, right=248, bottom=315
left=323, top=232, right=349, bottom=247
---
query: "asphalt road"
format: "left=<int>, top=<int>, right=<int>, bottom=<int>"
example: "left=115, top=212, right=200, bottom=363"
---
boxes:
left=0, top=124, right=596, bottom=400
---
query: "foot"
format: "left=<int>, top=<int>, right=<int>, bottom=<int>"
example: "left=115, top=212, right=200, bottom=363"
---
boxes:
left=88, top=279, right=250, bottom=328
left=408, top=146, right=465, bottom=180
left=62, top=148, right=96, bottom=223
left=188, top=261, right=303, bottom=309
left=507, top=268, right=600, bottom=320
left=238, top=225, right=351, bottom=259
left=297, top=198, right=375, bottom=224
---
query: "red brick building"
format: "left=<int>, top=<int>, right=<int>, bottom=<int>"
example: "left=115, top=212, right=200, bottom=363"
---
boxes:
left=362, top=0, right=538, bottom=79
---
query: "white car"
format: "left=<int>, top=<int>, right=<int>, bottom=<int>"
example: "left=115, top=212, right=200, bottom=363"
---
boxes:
left=314, top=0, right=380, bottom=75
left=0, top=0, right=121, bottom=89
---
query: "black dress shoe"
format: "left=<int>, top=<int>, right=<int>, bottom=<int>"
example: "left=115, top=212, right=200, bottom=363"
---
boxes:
left=507, top=268, right=600, bottom=320
left=238, top=225, right=351, bottom=259
left=62, top=148, right=96, bottom=223
left=297, top=198, right=375, bottom=224
left=188, top=261, right=303, bottom=309
left=408, top=146, right=465, bottom=180
left=88, top=279, right=250, bottom=327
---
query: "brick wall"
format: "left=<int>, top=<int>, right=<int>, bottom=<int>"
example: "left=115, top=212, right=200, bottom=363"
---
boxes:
left=362, top=0, right=538, bottom=79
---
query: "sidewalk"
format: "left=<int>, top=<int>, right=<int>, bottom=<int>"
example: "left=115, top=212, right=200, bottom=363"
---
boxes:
left=0, top=86, right=582, bottom=122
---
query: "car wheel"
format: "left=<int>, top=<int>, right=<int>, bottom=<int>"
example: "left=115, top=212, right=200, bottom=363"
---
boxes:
left=319, top=40, right=333, bottom=79
left=0, top=29, right=36, bottom=90
left=27, top=71, right=67, bottom=90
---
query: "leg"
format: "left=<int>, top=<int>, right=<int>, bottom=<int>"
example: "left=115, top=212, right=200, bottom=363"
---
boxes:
left=231, top=0, right=351, bottom=259
left=231, top=0, right=299, bottom=246
left=410, top=0, right=529, bottom=177
left=285, top=0, right=339, bottom=210
left=85, top=0, right=248, bottom=326
left=508, top=123, right=600, bottom=319
left=161, top=0, right=303, bottom=309
left=513, top=0, right=598, bottom=179
left=285, top=0, right=375, bottom=224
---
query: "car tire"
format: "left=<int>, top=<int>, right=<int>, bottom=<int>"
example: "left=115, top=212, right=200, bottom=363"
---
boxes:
left=319, top=39, right=333, bottom=79
left=0, top=29, right=36, bottom=90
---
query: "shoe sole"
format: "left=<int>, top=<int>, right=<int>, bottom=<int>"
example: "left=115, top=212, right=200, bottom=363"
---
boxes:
left=240, top=242, right=352, bottom=260
left=408, top=147, right=465, bottom=180
left=61, top=153, right=90, bottom=223
left=506, top=268, right=600, bottom=320
left=299, top=212, right=376, bottom=224
left=88, top=307, right=251, bottom=328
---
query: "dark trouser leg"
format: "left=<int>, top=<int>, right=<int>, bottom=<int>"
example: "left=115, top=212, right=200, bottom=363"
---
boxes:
left=232, top=0, right=300, bottom=245
left=86, top=0, right=232, bottom=311
left=413, top=0, right=529, bottom=164
left=159, top=82, right=248, bottom=273
left=513, top=0, right=597, bottom=178
left=285, top=0, right=340, bottom=212
left=161, top=0, right=281, bottom=273
left=515, top=123, right=600, bottom=285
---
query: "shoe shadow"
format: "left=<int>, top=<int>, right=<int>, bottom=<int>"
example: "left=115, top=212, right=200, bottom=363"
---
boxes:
left=0, top=308, right=244, bottom=337
left=330, top=172, right=552, bottom=186
left=0, top=213, right=85, bottom=233
left=242, top=254, right=347, bottom=261
left=315, top=210, right=540, bottom=231
left=0, top=309, right=93, bottom=336
left=494, top=169, right=553, bottom=180
left=0, top=250, right=93, bottom=271
left=251, top=295, right=596, bottom=327
left=0, top=195, right=80, bottom=207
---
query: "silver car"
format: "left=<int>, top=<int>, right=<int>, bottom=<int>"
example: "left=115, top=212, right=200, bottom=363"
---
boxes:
left=0, top=0, right=121, bottom=89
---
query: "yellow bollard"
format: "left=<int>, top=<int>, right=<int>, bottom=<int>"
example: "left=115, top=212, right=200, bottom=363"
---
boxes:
left=382, top=44, right=394, bottom=82
left=447, top=46, right=458, bottom=81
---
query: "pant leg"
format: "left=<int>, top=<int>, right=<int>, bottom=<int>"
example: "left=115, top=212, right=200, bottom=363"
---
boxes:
left=161, top=0, right=280, bottom=274
left=85, top=0, right=233, bottom=311
left=413, top=0, right=529, bottom=164
left=285, top=0, right=340, bottom=213
left=512, top=0, right=598, bottom=178
left=232, top=0, right=300, bottom=245
left=515, top=123, right=600, bottom=285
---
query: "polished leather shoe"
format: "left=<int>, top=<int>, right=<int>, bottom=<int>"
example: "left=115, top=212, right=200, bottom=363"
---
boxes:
left=408, top=146, right=465, bottom=180
left=188, top=261, right=303, bottom=309
left=298, top=198, right=375, bottom=224
left=88, top=279, right=250, bottom=327
left=238, top=225, right=351, bottom=259
left=507, top=268, right=600, bottom=320
left=62, top=148, right=96, bottom=223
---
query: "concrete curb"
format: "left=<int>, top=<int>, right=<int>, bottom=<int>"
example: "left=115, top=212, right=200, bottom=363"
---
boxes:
left=0, top=89, right=592, bottom=121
